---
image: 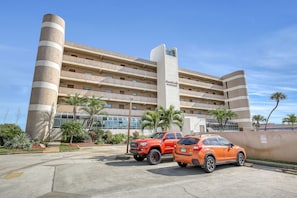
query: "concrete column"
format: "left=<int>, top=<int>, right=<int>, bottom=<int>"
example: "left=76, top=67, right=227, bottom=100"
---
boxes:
left=26, top=14, right=65, bottom=139
left=150, top=44, right=180, bottom=110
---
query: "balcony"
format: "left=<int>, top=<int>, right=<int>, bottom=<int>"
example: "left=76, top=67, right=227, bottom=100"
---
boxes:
left=180, top=101, right=223, bottom=110
left=179, top=89, right=225, bottom=101
left=61, top=71, right=157, bottom=92
left=59, top=87, right=157, bottom=105
left=179, top=78, right=223, bottom=91
left=63, top=55, right=157, bottom=79
left=57, top=105, right=145, bottom=117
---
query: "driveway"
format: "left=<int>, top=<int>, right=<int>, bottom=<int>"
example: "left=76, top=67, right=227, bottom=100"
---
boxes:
left=0, top=145, right=296, bottom=198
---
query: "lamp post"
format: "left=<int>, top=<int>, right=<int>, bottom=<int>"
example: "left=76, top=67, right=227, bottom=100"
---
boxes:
left=126, top=98, right=133, bottom=154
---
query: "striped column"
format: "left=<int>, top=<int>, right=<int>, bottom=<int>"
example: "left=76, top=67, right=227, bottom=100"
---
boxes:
left=26, top=14, right=65, bottom=139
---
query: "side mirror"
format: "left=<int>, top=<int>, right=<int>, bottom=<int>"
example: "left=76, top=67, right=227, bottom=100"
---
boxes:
left=230, top=143, right=234, bottom=148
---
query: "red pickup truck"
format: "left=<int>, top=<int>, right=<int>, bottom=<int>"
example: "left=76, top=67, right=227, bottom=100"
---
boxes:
left=130, top=131, right=183, bottom=165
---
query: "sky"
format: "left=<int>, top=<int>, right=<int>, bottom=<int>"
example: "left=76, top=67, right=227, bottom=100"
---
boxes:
left=0, top=0, right=297, bottom=130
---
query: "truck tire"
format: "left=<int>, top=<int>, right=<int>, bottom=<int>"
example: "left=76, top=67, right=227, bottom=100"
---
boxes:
left=147, top=149, right=161, bottom=165
left=133, top=154, right=145, bottom=161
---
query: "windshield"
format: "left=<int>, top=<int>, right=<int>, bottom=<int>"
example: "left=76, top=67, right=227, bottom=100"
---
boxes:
left=178, top=137, right=199, bottom=145
left=150, top=133, right=165, bottom=139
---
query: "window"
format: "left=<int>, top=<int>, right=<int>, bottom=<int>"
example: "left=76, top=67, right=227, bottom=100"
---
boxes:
left=71, top=54, right=78, bottom=57
left=105, top=104, right=112, bottom=108
left=176, top=133, right=182, bottom=139
left=120, top=77, right=125, bottom=80
left=218, top=137, right=230, bottom=146
left=105, top=90, right=112, bottom=93
left=166, top=133, right=175, bottom=139
left=190, top=110, right=194, bottom=114
left=106, top=76, right=113, bottom=79
left=69, top=69, right=76, bottom=72
left=67, top=84, right=74, bottom=88
left=166, top=49, right=176, bottom=57
left=119, top=104, right=124, bottom=109
left=120, top=91, right=125, bottom=94
left=83, top=86, right=91, bottom=90
left=132, top=93, right=137, bottom=96
left=132, top=106, right=137, bottom=110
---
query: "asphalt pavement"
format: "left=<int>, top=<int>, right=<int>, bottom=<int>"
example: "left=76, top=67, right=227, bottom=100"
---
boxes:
left=0, top=145, right=296, bottom=198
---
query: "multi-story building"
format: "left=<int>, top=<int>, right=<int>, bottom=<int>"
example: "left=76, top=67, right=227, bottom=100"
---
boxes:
left=26, top=14, right=251, bottom=139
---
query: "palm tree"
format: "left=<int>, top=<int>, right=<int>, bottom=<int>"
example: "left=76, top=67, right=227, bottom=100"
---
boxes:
left=141, top=110, right=161, bottom=133
left=252, top=115, right=266, bottom=131
left=264, top=92, right=287, bottom=131
left=62, top=93, right=86, bottom=120
left=61, top=121, right=84, bottom=144
left=282, top=114, right=297, bottom=130
left=80, top=96, right=106, bottom=130
left=157, top=105, right=184, bottom=131
left=208, top=108, right=237, bottom=131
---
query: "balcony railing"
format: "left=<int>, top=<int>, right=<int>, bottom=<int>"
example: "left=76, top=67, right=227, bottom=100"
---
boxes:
left=179, top=89, right=225, bottom=101
left=61, top=71, right=157, bottom=92
left=179, top=78, right=223, bottom=90
left=180, top=101, right=224, bottom=110
left=59, top=87, right=157, bottom=105
left=63, top=55, right=157, bottom=79
left=57, top=105, right=145, bottom=116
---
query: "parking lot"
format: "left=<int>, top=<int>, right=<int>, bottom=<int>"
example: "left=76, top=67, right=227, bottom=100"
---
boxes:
left=0, top=145, right=296, bottom=198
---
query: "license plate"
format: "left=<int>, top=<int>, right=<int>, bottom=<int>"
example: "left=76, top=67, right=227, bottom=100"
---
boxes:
left=181, top=148, right=186, bottom=152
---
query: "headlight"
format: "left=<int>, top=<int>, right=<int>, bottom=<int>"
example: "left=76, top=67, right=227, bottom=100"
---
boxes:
left=140, top=142, right=148, bottom=146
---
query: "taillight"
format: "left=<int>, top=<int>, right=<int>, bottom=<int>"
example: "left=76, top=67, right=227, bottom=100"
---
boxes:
left=193, top=145, right=202, bottom=151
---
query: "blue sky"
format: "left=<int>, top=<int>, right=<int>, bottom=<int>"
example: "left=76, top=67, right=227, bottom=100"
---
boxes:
left=1, top=1, right=297, bottom=130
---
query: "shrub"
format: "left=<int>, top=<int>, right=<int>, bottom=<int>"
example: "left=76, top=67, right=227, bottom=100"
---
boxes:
left=4, top=132, right=32, bottom=150
left=0, top=124, right=23, bottom=146
left=106, top=133, right=125, bottom=144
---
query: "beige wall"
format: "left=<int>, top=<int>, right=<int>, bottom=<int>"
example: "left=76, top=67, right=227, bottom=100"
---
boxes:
left=208, top=131, right=297, bottom=163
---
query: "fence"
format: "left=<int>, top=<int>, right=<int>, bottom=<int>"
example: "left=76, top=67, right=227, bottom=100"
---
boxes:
left=206, top=130, right=297, bottom=163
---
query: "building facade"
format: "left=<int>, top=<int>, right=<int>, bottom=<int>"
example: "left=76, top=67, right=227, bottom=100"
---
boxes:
left=26, top=14, right=251, bottom=139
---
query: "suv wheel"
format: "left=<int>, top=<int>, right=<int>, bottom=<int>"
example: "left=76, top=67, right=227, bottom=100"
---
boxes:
left=204, top=156, right=216, bottom=173
left=177, top=162, right=187, bottom=167
left=236, top=152, right=245, bottom=166
left=133, top=154, right=145, bottom=162
left=147, top=149, right=161, bottom=165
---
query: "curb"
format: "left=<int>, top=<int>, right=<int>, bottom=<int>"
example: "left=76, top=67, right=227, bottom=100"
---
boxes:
left=246, top=159, right=297, bottom=170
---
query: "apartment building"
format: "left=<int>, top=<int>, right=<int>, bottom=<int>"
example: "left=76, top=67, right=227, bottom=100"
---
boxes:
left=26, top=14, right=251, bottom=139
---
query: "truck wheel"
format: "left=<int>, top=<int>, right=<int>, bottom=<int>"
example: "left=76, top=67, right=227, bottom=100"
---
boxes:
left=147, top=149, right=161, bottom=165
left=133, top=154, right=145, bottom=161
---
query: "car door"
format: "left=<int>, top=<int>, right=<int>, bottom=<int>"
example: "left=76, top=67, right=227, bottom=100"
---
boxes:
left=163, top=133, right=176, bottom=154
left=218, top=137, right=237, bottom=161
left=207, top=137, right=225, bottom=162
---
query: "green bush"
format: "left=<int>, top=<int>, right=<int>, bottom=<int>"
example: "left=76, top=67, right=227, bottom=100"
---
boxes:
left=0, top=124, right=23, bottom=146
left=4, top=132, right=32, bottom=150
left=106, top=133, right=125, bottom=144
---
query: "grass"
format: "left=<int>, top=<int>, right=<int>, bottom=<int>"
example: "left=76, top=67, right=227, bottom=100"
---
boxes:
left=59, top=143, right=80, bottom=152
left=0, top=147, right=44, bottom=154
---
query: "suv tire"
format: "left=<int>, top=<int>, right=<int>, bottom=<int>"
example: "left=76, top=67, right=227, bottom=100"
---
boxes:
left=236, top=152, right=245, bottom=166
left=177, top=162, right=187, bottom=167
left=133, top=154, right=145, bottom=161
left=147, top=149, right=161, bottom=165
left=204, top=156, right=216, bottom=173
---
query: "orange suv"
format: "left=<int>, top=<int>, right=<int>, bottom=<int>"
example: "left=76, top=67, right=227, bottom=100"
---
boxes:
left=173, top=134, right=246, bottom=173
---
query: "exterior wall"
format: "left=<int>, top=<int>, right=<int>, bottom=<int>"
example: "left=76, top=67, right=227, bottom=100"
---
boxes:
left=183, top=117, right=206, bottom=135
left=26, top=14, right=253, bottom=139
left=221, top=71, right=251, bottom=130
left=26, top=14, right=65, bottom=139
left=150, top=44, right=180, bottom=110
left=211, top=131, right=297, bottom=163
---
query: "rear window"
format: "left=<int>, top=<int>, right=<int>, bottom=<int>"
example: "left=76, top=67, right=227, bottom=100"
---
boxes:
left=178, top=137, right=199, bottom=145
